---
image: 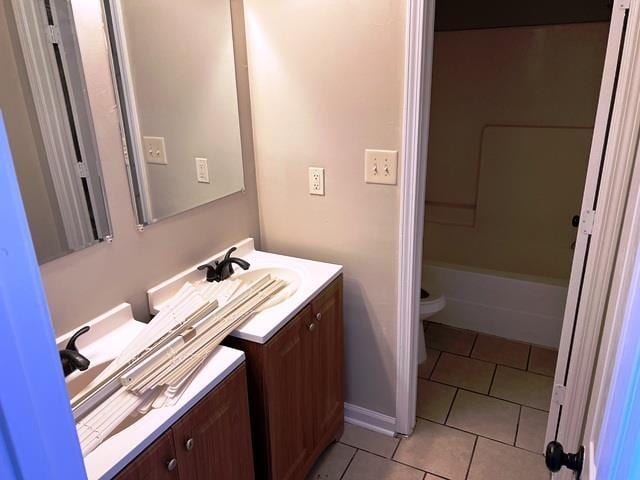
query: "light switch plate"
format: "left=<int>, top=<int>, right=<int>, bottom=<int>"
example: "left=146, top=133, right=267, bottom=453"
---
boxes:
left=308, top=167, right=325, bottom=195
left=143, top=136, right=168, bottom=165
left=365, top=149, right=398, bottom=185
left=195, top=157, right=210, bottom=184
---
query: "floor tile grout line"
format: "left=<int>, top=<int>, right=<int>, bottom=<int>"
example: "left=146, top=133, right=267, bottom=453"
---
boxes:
left=468, top=332, right=479, bottom=357
left=427, top=350, right=443, bottom=381
left=391, top=435, right=402, bottom=458
left=360, top=446, right=430, bottom=475
left=444, top=387, right=459, bottom=425
left=426, top=326, right=556, bottom=374
left=488, top=362, right=498, bottom=394
left=514, top=405, right=523, bottom=447
left=418, top=417, right=545, bottom=456
left=338, top=441, right=397, bottom=461
left=338, top=446, right=359, bottom=480
left=426, top=377, right=551, bottom=412
left=464, top=435, right=479, bottom=480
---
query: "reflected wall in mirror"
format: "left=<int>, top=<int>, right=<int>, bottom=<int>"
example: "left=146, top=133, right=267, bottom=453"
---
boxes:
left=104, top=0, right=246, bottom=226
left=1, top=0, right=112, bottom=264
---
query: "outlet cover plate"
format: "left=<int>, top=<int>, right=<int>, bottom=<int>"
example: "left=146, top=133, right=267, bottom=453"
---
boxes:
left=143, top=136, right=168, bottom=165
left=196, top=157, right=210, bottom=184
left=308, top=167, right=325, bottom=195
left=365, top=149, right=397, bottom=185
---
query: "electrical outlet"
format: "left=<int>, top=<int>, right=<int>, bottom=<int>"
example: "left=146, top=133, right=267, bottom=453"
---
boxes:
left=195, top=157, right=210, bottom=183
left=308, top=167, right=325, bottom=195
left=143, top=136, right=168, bottom=165
left=364, top=149, right=398, bottom=185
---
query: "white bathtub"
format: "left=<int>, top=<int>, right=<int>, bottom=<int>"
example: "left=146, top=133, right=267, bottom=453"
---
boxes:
left=423, top=264, right=567, bottom=348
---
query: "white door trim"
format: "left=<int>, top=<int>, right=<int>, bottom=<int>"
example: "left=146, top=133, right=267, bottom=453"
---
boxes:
left=395, top=0, right=434, bottom=435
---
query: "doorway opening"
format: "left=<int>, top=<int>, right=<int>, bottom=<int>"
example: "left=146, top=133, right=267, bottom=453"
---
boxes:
left=399, top=0, right=632, bottom=476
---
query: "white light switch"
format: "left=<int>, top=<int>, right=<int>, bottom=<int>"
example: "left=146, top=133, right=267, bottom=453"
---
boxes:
left=143, top=136, right=168, bottom=165
left=308, top=167, right=325, bottom=195
left=195, top=157, right=210, bottom=184
left=364, top=149, right=398, bottom=185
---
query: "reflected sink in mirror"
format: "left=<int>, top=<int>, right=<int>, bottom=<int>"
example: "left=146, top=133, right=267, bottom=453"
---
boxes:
left=232, top=267, right=301, bottom=312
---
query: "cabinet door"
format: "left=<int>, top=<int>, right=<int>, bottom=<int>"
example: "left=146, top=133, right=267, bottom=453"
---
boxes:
left=171, top=364, right=254, bottom=480
left=264, top=305, right=314, bottom=480
left=114, top=430, right=179, bottom=480
left=311, top=276, right=344, bottom=443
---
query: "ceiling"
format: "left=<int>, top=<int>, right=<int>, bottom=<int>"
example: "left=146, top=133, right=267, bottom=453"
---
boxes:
left=435, top=0, right=613, bottom=31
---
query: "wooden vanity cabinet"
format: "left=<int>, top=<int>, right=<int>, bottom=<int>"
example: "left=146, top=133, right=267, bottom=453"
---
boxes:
left=115, top=364, right=254, bottom=480
left=113, top=430, right=178, bottom=480
left=225, top=275, right=344, bottom=480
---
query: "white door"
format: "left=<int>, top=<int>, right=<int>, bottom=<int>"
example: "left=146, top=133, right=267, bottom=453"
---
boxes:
left=544, top=2, right=631, bottom=479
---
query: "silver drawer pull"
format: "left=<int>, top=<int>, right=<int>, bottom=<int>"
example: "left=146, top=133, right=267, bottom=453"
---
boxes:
left=167, top=458, right=178, bottom=471
left=316, top=312, right=322, bottom=321
left=185, top=438, right=194, bottom=451
left=308, top=323, right=317, bottom=332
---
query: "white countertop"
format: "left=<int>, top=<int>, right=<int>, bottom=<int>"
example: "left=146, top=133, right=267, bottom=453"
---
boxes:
left=83, top=346, right=244, bottom=480
left=57, top=304, right=246, bottom=480
left=147, top=238, right=343, bottom=344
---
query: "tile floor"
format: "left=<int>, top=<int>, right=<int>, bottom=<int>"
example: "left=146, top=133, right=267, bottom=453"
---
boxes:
left=308, top=323, right=558, bottom=480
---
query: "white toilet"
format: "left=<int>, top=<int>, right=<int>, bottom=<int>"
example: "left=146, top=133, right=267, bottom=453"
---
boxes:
left=417, top=288, right=446, bottom=364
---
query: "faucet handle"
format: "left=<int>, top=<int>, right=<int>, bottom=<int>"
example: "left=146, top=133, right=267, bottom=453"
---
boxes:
left=198, top=263, right=220, bottom=282
left=223, top=246, right=237, bottom=261
left=66, top=325, right=90, bottom=352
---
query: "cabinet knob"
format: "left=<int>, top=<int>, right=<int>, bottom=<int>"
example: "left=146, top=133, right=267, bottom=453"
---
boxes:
left=185, top=438, right=194, bottom=451
left=166, top=458, right=178, bottom=471
left=316, top=312, right=322, bottom=321
left=308, top=322, right=316, bottom=332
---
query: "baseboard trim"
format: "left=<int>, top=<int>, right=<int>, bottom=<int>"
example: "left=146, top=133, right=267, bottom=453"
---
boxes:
left=344, top=403, right=397, bottom=437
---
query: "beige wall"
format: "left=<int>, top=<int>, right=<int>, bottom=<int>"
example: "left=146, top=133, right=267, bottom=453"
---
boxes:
left=424, top=23, right=609, bottom=281
left=41, top=0, right=260, bottom=336
left=121, top=0, right=245, bottom=221
left=245, top=0, right=405, bottom=417
left=0, top=0, right=68, bottom=263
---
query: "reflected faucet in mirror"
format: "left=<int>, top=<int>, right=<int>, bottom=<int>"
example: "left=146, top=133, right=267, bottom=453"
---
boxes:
left=59, top=326, right=91, bottom=377
left=198, top=247, right=250, bottom=282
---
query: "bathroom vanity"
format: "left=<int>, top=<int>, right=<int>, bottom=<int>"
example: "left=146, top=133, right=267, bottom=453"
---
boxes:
left=59, top=304, right=254, bottom=480
left=62, top=240, right=343, bottom=479
left=114, top=364, right=254, bottom=480
left=147, top=238, right=344, bottom=480
left=226, top=275, right=343, bottom=479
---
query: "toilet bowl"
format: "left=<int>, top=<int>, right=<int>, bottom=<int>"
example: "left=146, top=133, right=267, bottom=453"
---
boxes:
left=417, top=289, right=446, bottom=364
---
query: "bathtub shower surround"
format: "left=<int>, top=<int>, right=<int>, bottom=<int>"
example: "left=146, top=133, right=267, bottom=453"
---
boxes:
left=73, top=272, right=287, bottom=455
left=424, top=264, right=567, bottom=348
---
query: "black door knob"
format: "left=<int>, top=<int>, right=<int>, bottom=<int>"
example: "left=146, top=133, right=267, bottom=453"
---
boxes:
left=545, top=441, right=584, bottom=477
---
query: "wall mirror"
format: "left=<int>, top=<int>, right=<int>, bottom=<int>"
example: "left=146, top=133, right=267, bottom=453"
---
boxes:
left=2, top=0, right=112, bottom=264
left=103, top=0, right=246, bottom=226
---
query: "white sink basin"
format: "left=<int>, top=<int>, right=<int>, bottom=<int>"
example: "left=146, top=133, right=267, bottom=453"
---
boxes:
left=147, top=238, right=343, bottom=344
left=56, top=303, right=146, bottom=404
left=66, top=360, right=111, bottom=399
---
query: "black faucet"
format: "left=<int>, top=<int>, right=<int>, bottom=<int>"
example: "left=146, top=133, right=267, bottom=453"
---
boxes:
left=59, top=326, right=91, bottom=377
left=198, top=247, right=250, bottom=282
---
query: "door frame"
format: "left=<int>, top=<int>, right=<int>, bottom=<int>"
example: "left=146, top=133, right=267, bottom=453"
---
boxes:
left=394, top=0, right=640, bottom=446
left=395, top=0, right=434, bottom=435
